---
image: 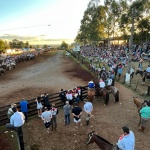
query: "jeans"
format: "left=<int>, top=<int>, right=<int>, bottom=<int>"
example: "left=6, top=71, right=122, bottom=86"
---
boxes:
left=139, top=63, right=142, bottom=70
left=51, top=115, right=57, bottom=129
left=65, top=114, right=70, bottom=125
left=6, top=123, right=22, bottom=132
left=23, top=112, right=28, bottom=122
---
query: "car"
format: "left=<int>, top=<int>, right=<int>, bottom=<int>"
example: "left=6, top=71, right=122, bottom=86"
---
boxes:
left=65, top=52, right=70, bottom=56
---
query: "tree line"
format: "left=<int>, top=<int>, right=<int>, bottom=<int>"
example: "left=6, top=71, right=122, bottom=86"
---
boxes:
left=75, top=0, right=150, bottom=45
left=0, top=38, right=70, bottom=53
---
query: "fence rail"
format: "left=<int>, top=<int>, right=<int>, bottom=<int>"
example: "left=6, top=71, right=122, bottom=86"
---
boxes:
left=0, top=86, right=88, bottom=126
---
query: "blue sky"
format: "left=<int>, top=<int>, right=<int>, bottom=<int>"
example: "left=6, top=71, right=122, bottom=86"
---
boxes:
left=0, top=0, right=104, bottom=45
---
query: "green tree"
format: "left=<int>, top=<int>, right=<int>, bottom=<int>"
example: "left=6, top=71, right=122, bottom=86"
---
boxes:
left=43, top=45, right=48, bottom=49
left=60, top=41, right=68, bottom=50
left=0, top=39, right=5, bottom=52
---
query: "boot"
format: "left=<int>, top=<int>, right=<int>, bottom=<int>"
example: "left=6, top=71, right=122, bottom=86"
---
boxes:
left=139, top=126, right=145, bottom=132
left=141, top=126, right=145, bottom=132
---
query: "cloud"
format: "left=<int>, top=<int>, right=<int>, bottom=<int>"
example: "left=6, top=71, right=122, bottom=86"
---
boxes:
left=0, top=34, right=74, bottom=44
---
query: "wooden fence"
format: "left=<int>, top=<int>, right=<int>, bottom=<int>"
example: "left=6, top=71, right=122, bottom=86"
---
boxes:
left=0, top=86, right=88, bottom=126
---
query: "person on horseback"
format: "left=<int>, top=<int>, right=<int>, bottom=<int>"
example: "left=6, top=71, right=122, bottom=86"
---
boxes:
left=88, top=80, right=95, bottom=89
left=110, top=71, right=115, bottom=86
left=99, top=79, right=106, bottom=89
left=146, top=65, right=150, bottom=73
left=106, top=77, right=112, bottom=86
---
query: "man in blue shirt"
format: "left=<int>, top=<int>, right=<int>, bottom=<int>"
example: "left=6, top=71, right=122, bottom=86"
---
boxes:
left=20, top=98, right=29, bottom=122
left=146, top=65, right=150, bottom=73
left=83, top=100, right=93, bottom=126
left=117, top=126, right=135, bottom=150
left=6, top=107, right=25, bottom=131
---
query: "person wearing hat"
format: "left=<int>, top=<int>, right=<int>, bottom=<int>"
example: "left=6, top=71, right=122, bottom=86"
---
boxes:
left=117, top=126, right=135, bottom=150
left=139, top=101, right=150, bottom=132
left=88, top=80, right=95, bottom=89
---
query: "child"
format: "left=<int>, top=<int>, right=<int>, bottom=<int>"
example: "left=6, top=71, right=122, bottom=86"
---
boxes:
left=35, top=96, right=43, bottom=117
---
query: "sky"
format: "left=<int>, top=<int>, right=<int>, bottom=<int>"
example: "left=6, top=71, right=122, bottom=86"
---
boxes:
left=0, top=0, right=104, bottom=45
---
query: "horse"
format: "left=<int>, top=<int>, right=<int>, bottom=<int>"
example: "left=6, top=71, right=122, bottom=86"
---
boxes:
left=132, top=97, right=149, bottom=126
left=86, top=131, right=117, bottom=150
left=106, top=86, right=119, bottom=102
left=135, top=69, right=150, bottom=84
left=0, top=68, right=5, bottom=76
left=95, top=83, right=109, bottom=107
left=87, top=88, right=95, bottom=103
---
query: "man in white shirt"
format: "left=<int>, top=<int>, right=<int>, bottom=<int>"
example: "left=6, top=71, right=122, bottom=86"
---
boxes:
left=41, top=107, right=52, bottom=133
left=6, top=107, right=25, bottom=131
left=83, top=100, right=93, bottom=126
left=106, top=78, right=112, bottom=86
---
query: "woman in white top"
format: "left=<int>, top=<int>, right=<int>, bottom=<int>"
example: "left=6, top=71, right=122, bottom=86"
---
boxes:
left=35, top=96, right=43, bottom=117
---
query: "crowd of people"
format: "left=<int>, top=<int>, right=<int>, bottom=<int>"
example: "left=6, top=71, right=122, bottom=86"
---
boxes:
left=0, top=50, right=45, bottom=76
left=81, top=44, right=150, bottom=83
left=4, top=43, right=150, bottom=149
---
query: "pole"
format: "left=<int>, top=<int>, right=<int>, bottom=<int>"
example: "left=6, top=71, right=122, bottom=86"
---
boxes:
left=127, top=8, right=134, bottom=74
left=17, top=127, right=25, bottom=150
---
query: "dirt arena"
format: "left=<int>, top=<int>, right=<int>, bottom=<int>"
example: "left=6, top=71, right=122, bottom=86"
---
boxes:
left=0, top=51, right=150, bottom=150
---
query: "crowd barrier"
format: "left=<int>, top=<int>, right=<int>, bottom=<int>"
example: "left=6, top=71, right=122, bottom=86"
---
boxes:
left=0, top=86, right=88, bottom=126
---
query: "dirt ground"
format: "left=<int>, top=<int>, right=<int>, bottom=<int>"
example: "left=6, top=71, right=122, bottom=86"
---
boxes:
left=0, top=50, right=150, bottom=150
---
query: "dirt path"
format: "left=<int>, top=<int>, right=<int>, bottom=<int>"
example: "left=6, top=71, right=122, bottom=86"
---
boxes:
left=1, top=51, right=150, bottom=150
left=0, top=51, right=87, bottom=105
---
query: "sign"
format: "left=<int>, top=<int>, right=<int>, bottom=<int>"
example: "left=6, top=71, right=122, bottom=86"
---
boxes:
left=125, top=73, right=130, bottom=83
left=72, top=43, right=80, bottom=52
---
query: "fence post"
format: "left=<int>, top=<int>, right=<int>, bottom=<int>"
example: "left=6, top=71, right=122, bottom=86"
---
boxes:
left=147, top=86, right=150, bottom=95
left=80, top=87, right=83, bottom=101
left=17, top=127, right=24, bottom=150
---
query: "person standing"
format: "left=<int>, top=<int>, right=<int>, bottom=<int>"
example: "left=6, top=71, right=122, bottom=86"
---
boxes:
left=117, top=126, right=135, bottom=150
left=59, top=89, right=66, bottom=105
left=6, top=107, right=25, bottom=131
left=50, top=103, right=58, bottom=131
left=63, top=101, right=71, bottom=125
left=20, top=98, right=29, bottom=122
left=41, top=93, right=51, bottom=110
left=35, top=96, right=43, bottom=117
left=72, top=102, right=82, bottom=129
left=138, top=57, right=143, bottom=70
left=83, top=100, right=93, bottom=126
left=41, top=107, right=52, bottom=133
left=139, top=101, right=150, bottom=132
left=7, top=103, right=17, bottom=119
